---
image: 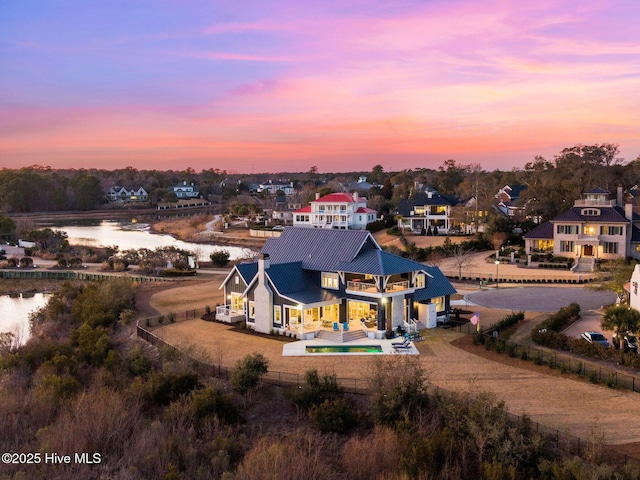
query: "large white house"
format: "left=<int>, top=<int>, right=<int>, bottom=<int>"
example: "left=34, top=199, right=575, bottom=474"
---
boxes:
left=524, top=187, right=640, bottom=270
left=293, top=192, right=377, bottom=230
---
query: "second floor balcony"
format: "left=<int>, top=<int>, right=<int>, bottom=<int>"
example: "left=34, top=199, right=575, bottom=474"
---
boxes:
left=346, top=279, right=412, bottom=295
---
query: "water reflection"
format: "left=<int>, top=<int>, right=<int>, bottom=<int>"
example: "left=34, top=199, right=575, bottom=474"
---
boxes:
left=0, top=293, right=50, bottom=345
left=54, top=221, right=252, bottom=261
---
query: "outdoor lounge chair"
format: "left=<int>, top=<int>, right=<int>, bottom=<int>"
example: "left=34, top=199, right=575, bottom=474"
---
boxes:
left=343, top=322, right=349, bottom=331
left=392, top=341, right=412, bottom=350
left=333, top=322, right=339, bottom=331
left=391, top=337, right=410, bottom=347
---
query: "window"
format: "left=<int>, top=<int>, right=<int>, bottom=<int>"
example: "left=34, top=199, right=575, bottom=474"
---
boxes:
left=274, top=306, right=282, bottom=326
left=559, top=241, right=575, bottom=253
left=581, top=208, right=600, bottom=216
left=603, top=242, right=619, bottom=254
left=556, top=225, right=578, bottom=234
left=321, top=272, right=339, bottom=289
left=432, top=296, right=444, bottom=312
left=415, top=274, right=425, bottom=288
left=248, top=301, right=255, bottom=319
left=235, top=275, right=239, bottom=285
left=601, top=226, right=623, bottom=235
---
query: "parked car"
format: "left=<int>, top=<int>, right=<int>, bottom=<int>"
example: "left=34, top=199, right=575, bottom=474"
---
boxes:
left=581, top=331, right=611, bottom=348
left=612, top=332, right=638, bottom=353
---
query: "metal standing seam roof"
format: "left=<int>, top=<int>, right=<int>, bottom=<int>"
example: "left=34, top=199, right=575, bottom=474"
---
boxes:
left=413, top=265, right=457, bottom=301
left=332, top=249, right=431, bottom=276
left=260, top=227, right=378, bottom=271
left=632, top=225, right=640, bottom=243
left=235, top=262, right=259, bottom=284
left=263, top=262, right=342, bottom=304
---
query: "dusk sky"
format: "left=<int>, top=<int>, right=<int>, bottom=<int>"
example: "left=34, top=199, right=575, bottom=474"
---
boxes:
left=2, top=1, right=639, bottom=173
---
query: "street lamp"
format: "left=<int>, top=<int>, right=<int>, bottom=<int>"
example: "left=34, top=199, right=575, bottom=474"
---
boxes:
left=494, top=260, right=500, bottom=288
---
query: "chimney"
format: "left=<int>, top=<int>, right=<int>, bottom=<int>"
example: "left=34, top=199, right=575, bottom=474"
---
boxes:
left=315, top=192, right=320, bottom=200
left=626, top=203, right=633, bottom=221
left=258, top=253, right=270, bottom=284
left=353, top=192, right=358, bottom=202
left=617, top=185, right=623, bottom=207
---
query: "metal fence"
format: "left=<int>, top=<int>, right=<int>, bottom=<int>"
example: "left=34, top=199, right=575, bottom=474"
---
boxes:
left=136, top=312, right=640, bottom=465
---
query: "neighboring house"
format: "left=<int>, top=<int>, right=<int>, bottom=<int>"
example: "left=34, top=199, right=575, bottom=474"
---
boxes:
left=106, top=186, right=149, bottom=203
left=628, top=264, right=640, bottom=311
left=396, top=190, right=459, bottom=234
left=293, top=192, right=377, bottom=230
left=346, top=176, right=375, bottom=191
left=173, top=181, right=200, bottom=198
left=257, top=181, right=295, bottom=195
left=271, top=200, right=302, bottom=225
left=217, top=228, right=456, bottom=339
left=524, top=187, right=640, bottom=268
left=494, top=185, right=528, bottom=220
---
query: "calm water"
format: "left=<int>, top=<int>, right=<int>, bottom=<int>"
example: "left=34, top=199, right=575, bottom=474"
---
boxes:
left=0, top=293, right=50, bottom=344
left=55, top=221, right=252, bottom=261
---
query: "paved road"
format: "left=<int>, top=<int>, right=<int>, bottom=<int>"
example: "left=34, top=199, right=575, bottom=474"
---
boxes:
left=465, top=286, right=616, bottom=313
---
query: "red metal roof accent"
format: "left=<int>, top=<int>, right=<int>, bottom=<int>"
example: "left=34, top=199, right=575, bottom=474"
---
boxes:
left=294, top=205, right=312, bottom=213
left=356, top=207, right=376, bottom=213
left=312, top=193, right=356, bottom=203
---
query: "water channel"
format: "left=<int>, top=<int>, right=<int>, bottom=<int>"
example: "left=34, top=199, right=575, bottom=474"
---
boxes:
left=51, top=220, right=253, bottom=261
left=0, top=293, right=50, bottom=344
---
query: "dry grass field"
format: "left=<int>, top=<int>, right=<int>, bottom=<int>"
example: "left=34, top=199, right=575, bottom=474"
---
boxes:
left=138, top=280, right=640, bottom=454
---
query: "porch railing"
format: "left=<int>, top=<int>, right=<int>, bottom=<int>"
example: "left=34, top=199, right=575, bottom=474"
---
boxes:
left=385, top=280, right=410, bottom=292
left=216, top=305, right=243, bottom=317
left=346, top=281, right=378, bottom=293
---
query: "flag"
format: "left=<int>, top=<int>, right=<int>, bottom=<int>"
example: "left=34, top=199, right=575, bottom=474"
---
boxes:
left=470, top=312, right=479, bottom=325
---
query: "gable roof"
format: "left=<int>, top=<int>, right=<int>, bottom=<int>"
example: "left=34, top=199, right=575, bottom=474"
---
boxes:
left=333, top=249, right=429, bottom=276
left=260, top=227, right=378, bottom=271
left=236, top=262, right=259, bottom=284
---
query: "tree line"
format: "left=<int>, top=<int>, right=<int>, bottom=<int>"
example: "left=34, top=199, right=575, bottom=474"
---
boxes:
left=1, top=144, right=639, bottom=223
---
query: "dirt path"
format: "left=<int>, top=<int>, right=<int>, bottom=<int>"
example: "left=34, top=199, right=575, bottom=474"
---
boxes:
left=140, top=281, right=640, bottom=449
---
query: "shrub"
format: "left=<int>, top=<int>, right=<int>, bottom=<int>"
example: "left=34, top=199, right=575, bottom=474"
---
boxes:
left=310, top=398, right=358, bottom=433
left=146, top=372, right=200, bottom=406
left=19, top=256, right=34, bottom=268
left=230, top=353, right=269, bottom=400
left=189, top=386, right=241, bottom=425
left=210, top=250, right=231, bottom=267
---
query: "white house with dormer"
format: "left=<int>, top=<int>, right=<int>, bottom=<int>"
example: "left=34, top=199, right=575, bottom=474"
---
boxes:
left=173, top=181, right=200, bottom=198
left=293, top=192, right=377, bottom=230
left=107, top=186, right=149, bottom=203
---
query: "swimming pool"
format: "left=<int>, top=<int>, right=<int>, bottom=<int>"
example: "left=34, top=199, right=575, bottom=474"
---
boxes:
left=305, top=345, right=383, bottom=353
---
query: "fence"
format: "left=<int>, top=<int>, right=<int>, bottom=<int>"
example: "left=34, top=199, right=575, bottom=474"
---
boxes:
left=136, top=311, right=640, bottom=465
left=0, top=269, right=171, bottom=282
left=466, top=330, right=640, bottom=394
left=444, top=271, right=594, bottom=284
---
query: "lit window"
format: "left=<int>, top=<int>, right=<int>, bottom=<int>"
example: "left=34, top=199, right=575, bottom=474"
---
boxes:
left=322, top=272, right=339, bottom=289
left=274, top=306, right=282, bottom=325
